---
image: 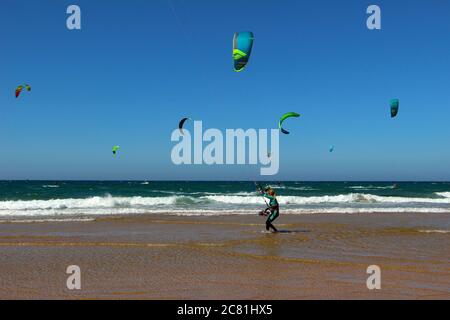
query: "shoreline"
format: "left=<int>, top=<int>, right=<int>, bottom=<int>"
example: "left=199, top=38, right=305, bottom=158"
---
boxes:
left=0, top=212, right=449, bottom=299
left=2, top=209, right=450, bottom=221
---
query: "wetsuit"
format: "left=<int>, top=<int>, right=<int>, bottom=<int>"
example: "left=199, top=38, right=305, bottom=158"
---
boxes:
left=263, top=194, right=279, bottom=232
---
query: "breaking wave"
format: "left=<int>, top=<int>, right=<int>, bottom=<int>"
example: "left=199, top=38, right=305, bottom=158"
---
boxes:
left=0, top=192, right=449, bottom=218
left=205, top=193, right=450, bottom=205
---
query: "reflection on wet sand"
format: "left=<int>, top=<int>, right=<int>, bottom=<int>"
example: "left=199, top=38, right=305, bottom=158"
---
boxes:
left=0, top=213, right=449, bottom=299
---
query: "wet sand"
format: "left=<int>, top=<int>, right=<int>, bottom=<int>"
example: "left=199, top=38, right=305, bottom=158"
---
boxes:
left=0, top=213, right=449, bottom=299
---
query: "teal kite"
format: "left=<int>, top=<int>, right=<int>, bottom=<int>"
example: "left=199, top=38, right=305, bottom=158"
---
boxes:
left=233, top=32, right=254, bottom=72
left=390, top=99, right=399, bottom=118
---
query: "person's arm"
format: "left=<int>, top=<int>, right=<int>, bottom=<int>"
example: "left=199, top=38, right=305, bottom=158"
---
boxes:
left=263, top=194, right=274, bottom=201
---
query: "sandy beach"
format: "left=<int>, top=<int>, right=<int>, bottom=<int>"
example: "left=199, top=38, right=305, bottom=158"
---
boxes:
left=0, top=212, right=449, bottom=300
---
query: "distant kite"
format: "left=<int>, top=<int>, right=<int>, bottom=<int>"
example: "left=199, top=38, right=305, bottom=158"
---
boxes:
left=329, top=145, right=334, bottom=153
left=112, top=146, right=120, bottom=155
left=15, top=84, right=31, bottom=98
left=233, top=32, right=254, bottom=72
left=178, top=117, right=191, bottom=135
left=390, top=99, right=399, bottom=118
left=279, top=112, right=300, bottom=134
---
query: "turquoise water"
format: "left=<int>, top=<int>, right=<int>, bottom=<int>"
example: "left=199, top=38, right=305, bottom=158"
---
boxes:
left=0, top=181, right=449, bottom=219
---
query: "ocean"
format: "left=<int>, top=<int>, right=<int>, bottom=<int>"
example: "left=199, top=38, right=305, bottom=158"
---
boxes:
left=0, top=181, right=449, bottom=221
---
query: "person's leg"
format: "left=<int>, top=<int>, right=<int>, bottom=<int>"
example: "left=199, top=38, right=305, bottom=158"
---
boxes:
left=266, top=221, right=277, bottom=232
left=266, top=210, right=279, bottom=232
left=265, top=219, right=272, bottom=231
left=265, top=211, right=273, bottom=230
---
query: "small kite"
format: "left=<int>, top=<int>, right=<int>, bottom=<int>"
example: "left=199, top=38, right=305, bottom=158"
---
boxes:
left=329, top=145, right=334, bottom=153
left=233, top=32, right=254, bottom=72
left=112, top=146, right=120, bottom=155
left=390, top=99, right=399, bottom=118
left=279, top=112, right=300, bottom=134
left=15, top=84, right=31, bottom=98
left=178, top=117, right=191, bottom=135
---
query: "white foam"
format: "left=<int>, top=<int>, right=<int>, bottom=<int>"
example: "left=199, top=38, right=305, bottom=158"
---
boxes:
left=0, top=218, right=95, bottom=223
left=436, top=192, right=450, bottom=198
left=0, top=193, right=449, bottom=218
left=282, top=186, right=318, bottom=191
left=418, top=229, right=450, bottom=234
left=0, top=206, right=449, bottom=218
left=347, top=185, right=393, bottom=190
left=204, top=193, right=450, bottom=205
left=0, top=195, right=180, bottom=211
left=281, top=207, right=450, bottom=214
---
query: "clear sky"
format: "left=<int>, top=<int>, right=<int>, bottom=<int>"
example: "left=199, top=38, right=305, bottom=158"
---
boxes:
left=1, top=0, right=449, bottom=181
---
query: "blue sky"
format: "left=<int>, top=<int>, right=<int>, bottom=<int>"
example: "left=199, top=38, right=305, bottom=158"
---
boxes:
left=0, top=0, right=449, bottom=180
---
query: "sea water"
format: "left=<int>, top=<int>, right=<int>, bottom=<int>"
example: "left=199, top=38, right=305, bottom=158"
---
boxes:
left=0, top=181, right=449, bottom=221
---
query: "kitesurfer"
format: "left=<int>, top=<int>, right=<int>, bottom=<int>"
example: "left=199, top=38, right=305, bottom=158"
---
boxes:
left=258, top=187, right=280, bottom=233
